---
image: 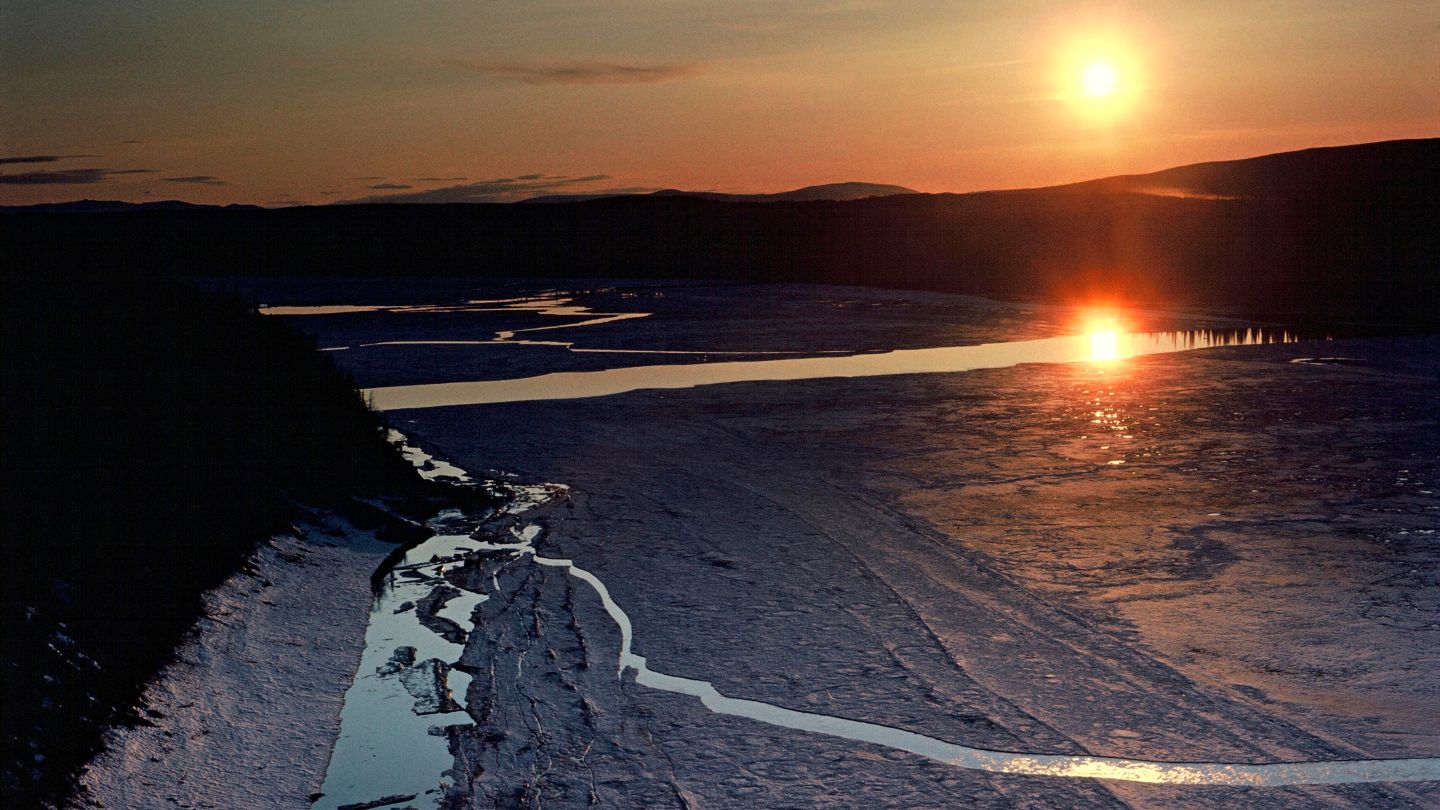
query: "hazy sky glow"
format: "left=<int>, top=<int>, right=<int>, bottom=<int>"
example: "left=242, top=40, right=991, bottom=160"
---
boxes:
left=2, top=1, right=1436, bottom=205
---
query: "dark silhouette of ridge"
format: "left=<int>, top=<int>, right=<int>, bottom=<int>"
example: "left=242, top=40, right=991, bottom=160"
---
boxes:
left=521, top=182, right=916, bottom=204
left=1046, top=138, right=1437, bottom=203
left=4, top=139, right=1436, bottom=324
left=0, top=199, right=263, bottom=213
left=647, top=182, right=919, bottom=203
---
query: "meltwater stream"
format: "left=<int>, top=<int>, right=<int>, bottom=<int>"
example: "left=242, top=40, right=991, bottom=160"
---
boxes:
left=317, top=433, right=1438, bottom=809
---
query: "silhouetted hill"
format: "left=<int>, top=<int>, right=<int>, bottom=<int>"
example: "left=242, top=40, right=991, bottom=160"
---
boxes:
left=647, top=182, right=918, bottom=203
left=4, top=139, right=1436, bottom=324
left=0, top=277, right=429, bottom=806
left=1051, top=138, right=1437, bottom=204
left=522, top=182, right=915, bottom=204
left=0, top=199, right=262, bottom=213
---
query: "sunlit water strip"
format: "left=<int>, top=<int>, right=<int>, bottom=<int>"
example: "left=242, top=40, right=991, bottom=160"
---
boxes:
left=348, top=339, right=842, bottom=358
left=323, top=435, right=1437, bottom=794
left=366, top=329, right=1312, bottom=410
left=266, top=293, right=840, bottom=358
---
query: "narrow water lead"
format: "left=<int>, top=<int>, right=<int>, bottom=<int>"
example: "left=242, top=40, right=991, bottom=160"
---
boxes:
left=365, top=329, right=1313, bottom=410
left=314, top=436, right=565, bottom=810
left=312, top=520, right=478, bottom=810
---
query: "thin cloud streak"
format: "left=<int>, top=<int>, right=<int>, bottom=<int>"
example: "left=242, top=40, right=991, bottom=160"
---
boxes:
left=445, top=59, right=702, bottom=85
left=0, top=154, right=99, bottom=165
left=164, top=175, right=227, bottom=185
left=0, top=167, right=155, bottom=185
left=341, top=173, right=625, bottom=204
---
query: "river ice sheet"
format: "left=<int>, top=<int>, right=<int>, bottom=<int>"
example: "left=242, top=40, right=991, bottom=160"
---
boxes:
left=294, top=281, right=1437, bottom=807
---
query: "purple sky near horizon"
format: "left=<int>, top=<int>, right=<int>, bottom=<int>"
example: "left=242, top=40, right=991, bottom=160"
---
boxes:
left=1, top=1, right=1436, bottom=206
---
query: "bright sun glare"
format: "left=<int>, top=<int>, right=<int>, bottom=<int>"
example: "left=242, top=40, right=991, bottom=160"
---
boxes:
left=1056, top=28, right=1142, bottom=122
left=1081, top=62, right=1118, bottom=97
left=1089, top=328, right=1120, bottom=361
left=1084, top=315, right=1125, bottom=361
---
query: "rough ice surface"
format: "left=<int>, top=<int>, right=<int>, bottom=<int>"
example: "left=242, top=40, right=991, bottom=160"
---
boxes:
left=329, top=430, right=1438, bottom=807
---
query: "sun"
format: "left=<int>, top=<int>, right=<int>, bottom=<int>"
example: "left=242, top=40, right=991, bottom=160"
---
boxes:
left=1081, top=61, right=1118, bottom=97
left=1052, top=27, right=1144, bottom=123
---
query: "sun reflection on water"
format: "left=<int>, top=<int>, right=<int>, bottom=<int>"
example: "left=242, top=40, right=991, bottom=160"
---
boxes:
left=1089, top=329, right=1121, bottom=361
left=1084, top=315, right=1126, bottom=361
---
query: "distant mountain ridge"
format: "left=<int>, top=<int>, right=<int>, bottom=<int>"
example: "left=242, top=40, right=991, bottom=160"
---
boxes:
left=4, top=139, right=1436, bottom=324
left=522, top=182, right=917, bottom=204
left=11, top=140, right=1435, bottom=211
left=0, top=199, right=262, bottom=213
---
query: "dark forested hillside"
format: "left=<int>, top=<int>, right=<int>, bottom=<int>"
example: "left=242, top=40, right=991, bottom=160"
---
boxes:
left=0, top=275, right=429, bottom=806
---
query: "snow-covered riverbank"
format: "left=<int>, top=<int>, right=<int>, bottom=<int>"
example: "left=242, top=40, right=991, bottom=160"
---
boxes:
left=73, top=519, right=395, bottom=809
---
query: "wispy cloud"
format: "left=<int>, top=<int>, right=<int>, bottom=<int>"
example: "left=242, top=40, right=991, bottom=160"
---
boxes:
left=367, top=182, right=412, bottom=190
left=0, top=167, right=155, bottom=185
left=0, top=154, right=100, bottom=165
left=445, top=59, right=702, bottom=86
left=342, top=173, right=645, bottom=204
left=164, top=175, right=227, bottom=186
left=410, top=176, right=468, bottom=182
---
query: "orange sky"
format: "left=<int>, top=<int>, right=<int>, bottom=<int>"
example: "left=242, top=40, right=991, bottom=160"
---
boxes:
left=2, top=1, right=1437, bottom=205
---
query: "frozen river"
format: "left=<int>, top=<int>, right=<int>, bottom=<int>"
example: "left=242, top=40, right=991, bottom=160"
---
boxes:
left=252, top=279, right=1439, bottom=809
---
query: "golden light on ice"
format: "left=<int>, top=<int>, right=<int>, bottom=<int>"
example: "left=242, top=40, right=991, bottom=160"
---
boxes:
left=1081, top=62, right=1118, bottom=97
